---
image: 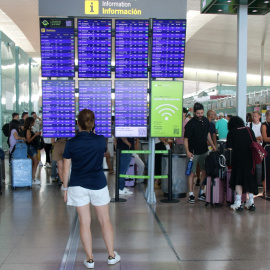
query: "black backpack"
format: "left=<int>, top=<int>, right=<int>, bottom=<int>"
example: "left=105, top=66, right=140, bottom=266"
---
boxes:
left=205, top=151, right=226, bottom=178
left=2, top=123, right=9, bottom=137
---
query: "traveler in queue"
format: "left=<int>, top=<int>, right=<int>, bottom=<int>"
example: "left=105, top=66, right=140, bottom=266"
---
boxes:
left=261, top=110, right=270, bottom=195
left=24, top=117, right=41, bottom=185
left=184, top=102, right=216, bottom=204
left=62, top=109, right=120, bottom=269
left=226, top=116, right=257, bottom=211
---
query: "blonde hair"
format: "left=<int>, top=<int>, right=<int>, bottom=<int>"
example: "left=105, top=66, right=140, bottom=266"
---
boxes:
left=78, top=109, right=95, bottom=131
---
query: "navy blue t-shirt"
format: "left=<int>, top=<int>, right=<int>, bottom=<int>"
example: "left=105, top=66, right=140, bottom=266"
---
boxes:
left=63, top=131, right=107, bottom=190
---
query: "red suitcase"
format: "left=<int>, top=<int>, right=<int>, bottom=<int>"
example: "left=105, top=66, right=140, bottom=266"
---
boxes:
left=205, top=176, right=225, bottom=207
left=226, top=169, right=246, bottom=204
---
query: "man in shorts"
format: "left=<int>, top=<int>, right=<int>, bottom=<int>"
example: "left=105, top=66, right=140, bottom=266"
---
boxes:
left=184, top=103, right=216, bottom=204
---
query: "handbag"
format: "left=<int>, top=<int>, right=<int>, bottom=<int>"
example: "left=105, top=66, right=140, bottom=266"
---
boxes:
left=246, top=127, right=268, bottom=175
left=31, top=135, right=45, bottom=150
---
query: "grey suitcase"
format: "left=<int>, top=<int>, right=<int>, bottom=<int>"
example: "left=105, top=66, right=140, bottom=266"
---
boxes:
left=11, top=159, right=32, bottom=189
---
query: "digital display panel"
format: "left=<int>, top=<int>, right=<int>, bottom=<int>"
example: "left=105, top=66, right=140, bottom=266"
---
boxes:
left=40, top=18, right=75, bottom=77
left=78, top=19, right=112, bottom=78
left=152, top=19, right=186, bottom=78
left=115, top=81, right=148, bottom=137
left=79, top=81, right=111, bottom=137
left=115, top=20, right=149, bottom=78
left=42, top=80, right=75, bottom=137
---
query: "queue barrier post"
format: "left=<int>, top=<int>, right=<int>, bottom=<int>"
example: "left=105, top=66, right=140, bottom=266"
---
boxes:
left=160, top=149, right=180, bottom=203
left=111, top=149, right=126, bottom=203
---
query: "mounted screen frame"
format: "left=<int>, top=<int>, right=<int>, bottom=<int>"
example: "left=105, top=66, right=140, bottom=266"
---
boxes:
left=42, top=80, right=76, bottom=138
left=115, top=19, right=149, bottom=79
left=40, top=18, right=75, bottom=78
left=77, top=19, right=112, bottom=78
left=151, top=19, right=186, bottom=79
left=78, top=80, right=112, bottom=138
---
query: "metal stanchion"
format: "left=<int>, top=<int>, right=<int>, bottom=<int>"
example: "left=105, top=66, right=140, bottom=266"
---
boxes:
left=111, top=149, right=126, bottom=203
left=160, top=149, right=180, bottom=203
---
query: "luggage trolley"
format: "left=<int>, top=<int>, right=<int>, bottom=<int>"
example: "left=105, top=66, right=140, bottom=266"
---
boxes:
left=264, top=144, right=270, bottom=199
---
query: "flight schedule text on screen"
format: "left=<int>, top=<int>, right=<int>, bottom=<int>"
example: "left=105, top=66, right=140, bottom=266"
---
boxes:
left=78, top=19, right=112, bottom=78
left=152, top=19, right=186, bottom=78
left=42, top=80, right=75, bottom=137
left=40, top=18, right=75, bottom=77
left=79, top=81, right=112, bottom=137
left=115, top=20, right=149, bottom=78
left=115, top=81, right=147, bottom=137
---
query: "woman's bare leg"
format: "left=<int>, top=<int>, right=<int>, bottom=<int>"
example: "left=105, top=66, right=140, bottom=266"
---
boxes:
left=76, top=204, right=93, bottom=261
left=94, top=204, right=114, bottom=257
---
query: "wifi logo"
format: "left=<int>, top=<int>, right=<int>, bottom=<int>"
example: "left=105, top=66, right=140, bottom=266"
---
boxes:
left=155, top=104, right=179, bottom=121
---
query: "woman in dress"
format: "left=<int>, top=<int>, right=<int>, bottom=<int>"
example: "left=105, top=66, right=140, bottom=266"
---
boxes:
left=226, top=116, right=257, bottom=211
left=62, top=109, right=120, bottom=269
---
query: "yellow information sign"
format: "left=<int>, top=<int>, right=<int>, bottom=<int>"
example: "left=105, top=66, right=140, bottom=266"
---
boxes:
left=85, top=0, right=99, bottom=15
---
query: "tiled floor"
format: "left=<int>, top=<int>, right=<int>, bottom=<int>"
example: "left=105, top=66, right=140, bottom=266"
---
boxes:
left=1, top=152, right=270, bottom=270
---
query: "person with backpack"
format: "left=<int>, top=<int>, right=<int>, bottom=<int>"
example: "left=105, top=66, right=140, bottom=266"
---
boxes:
left=24, top=117, right=41, bottom=185
left=9, top=120, right=26, bottom=158
left=226, top=116, right=258, bottom=211
left=184, top=102, right=216, bottom=204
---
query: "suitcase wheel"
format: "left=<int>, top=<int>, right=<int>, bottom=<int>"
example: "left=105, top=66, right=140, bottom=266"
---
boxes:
left=205, top=202, right=209, bottom=207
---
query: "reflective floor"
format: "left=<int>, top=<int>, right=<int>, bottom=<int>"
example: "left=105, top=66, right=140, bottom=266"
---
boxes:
left=0, top=152, right=270, bottom=270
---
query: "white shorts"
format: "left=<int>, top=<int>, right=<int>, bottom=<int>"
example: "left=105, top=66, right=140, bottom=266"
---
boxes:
left=67, top=186, right=110, bottom=207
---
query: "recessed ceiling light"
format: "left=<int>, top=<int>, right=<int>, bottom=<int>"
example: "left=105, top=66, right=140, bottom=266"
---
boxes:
left=264, top=1, right=269, bottom=3
left=227, top=0, right=231, bottom=2
left=218, top=9, right=223, bottom=12
left=252, top=9, right=258, bottom=12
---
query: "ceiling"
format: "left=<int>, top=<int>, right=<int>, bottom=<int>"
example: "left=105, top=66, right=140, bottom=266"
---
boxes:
left=0, top=0, right=270, bottom=95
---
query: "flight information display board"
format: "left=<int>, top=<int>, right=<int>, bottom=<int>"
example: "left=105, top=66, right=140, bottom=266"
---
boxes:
left=78, top=19, right=112, bottom=78
left=115, top=81, right=147, bottom=137
left=40, top=18, right=75, bottom=77
left=115, top=20, right=149, bottom=78
left=42, top=80, right=75, bottom=137
left=79, top=81, right=111, bottom=137
left=152, top=19, right=186, bottom=78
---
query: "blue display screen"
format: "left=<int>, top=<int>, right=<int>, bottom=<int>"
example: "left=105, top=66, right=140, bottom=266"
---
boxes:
left=115, top=20, right=149, bottom=78
left=40, top=18, right=75, bottom=77
left=152, top=19, right=186, bottom=78
left=79, top=81, right=111, bottom=137
left=42, top=80, right=75, bottom=137
left=115, top=81, right=148, bottom=137
left=78, top=19, right=112, bottom=78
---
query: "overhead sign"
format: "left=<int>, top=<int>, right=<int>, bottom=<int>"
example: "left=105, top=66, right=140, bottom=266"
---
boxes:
left=151, top=81, right=183, bottom=137
left=39, top=0, right=187, bottom=19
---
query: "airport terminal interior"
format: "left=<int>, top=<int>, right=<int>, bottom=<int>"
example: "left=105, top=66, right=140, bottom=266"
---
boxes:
left=1, top=0, right=270, bottom=269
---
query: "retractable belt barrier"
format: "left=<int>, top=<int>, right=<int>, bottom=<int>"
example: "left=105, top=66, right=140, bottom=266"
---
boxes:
left=110, top=149, right=179, bottom=203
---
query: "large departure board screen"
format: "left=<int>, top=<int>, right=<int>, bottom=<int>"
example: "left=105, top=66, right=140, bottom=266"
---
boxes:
left=42, top=80, right=75, bottom=137
left=79, top=81, right=111, bottom=137
left=152, top=19, right=186, bottom=78
left=40, top=18, right=75, bottom=77
left=78, top=19, right=112, bottom=78
left=115, top=20, right=149, bottom=78
left=115, top=81, right=147, bottom=137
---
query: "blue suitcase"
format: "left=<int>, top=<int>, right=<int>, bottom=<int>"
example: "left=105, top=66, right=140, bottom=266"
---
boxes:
left=11, top=159, right=32, bottom=189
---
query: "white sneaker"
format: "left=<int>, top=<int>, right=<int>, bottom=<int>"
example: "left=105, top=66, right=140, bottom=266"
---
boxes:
left=245, top=201, right=256, bottom=211
left=38, top=161, right=43, bottom=166
left=45, top=163, right=51, bottom=168
left=32, top=179, right=41, bottom=185
left=230, top=200, right=243, bottom=212
left=119, top=188, right=133, bottom=195
left=108, top=251, right=121, bottom=265
left=83, top=258, right=94, bottom=269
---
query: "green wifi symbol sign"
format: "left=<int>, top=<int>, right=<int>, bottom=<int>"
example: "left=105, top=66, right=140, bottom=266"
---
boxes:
left=156, top=104, right=178, bottom=121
